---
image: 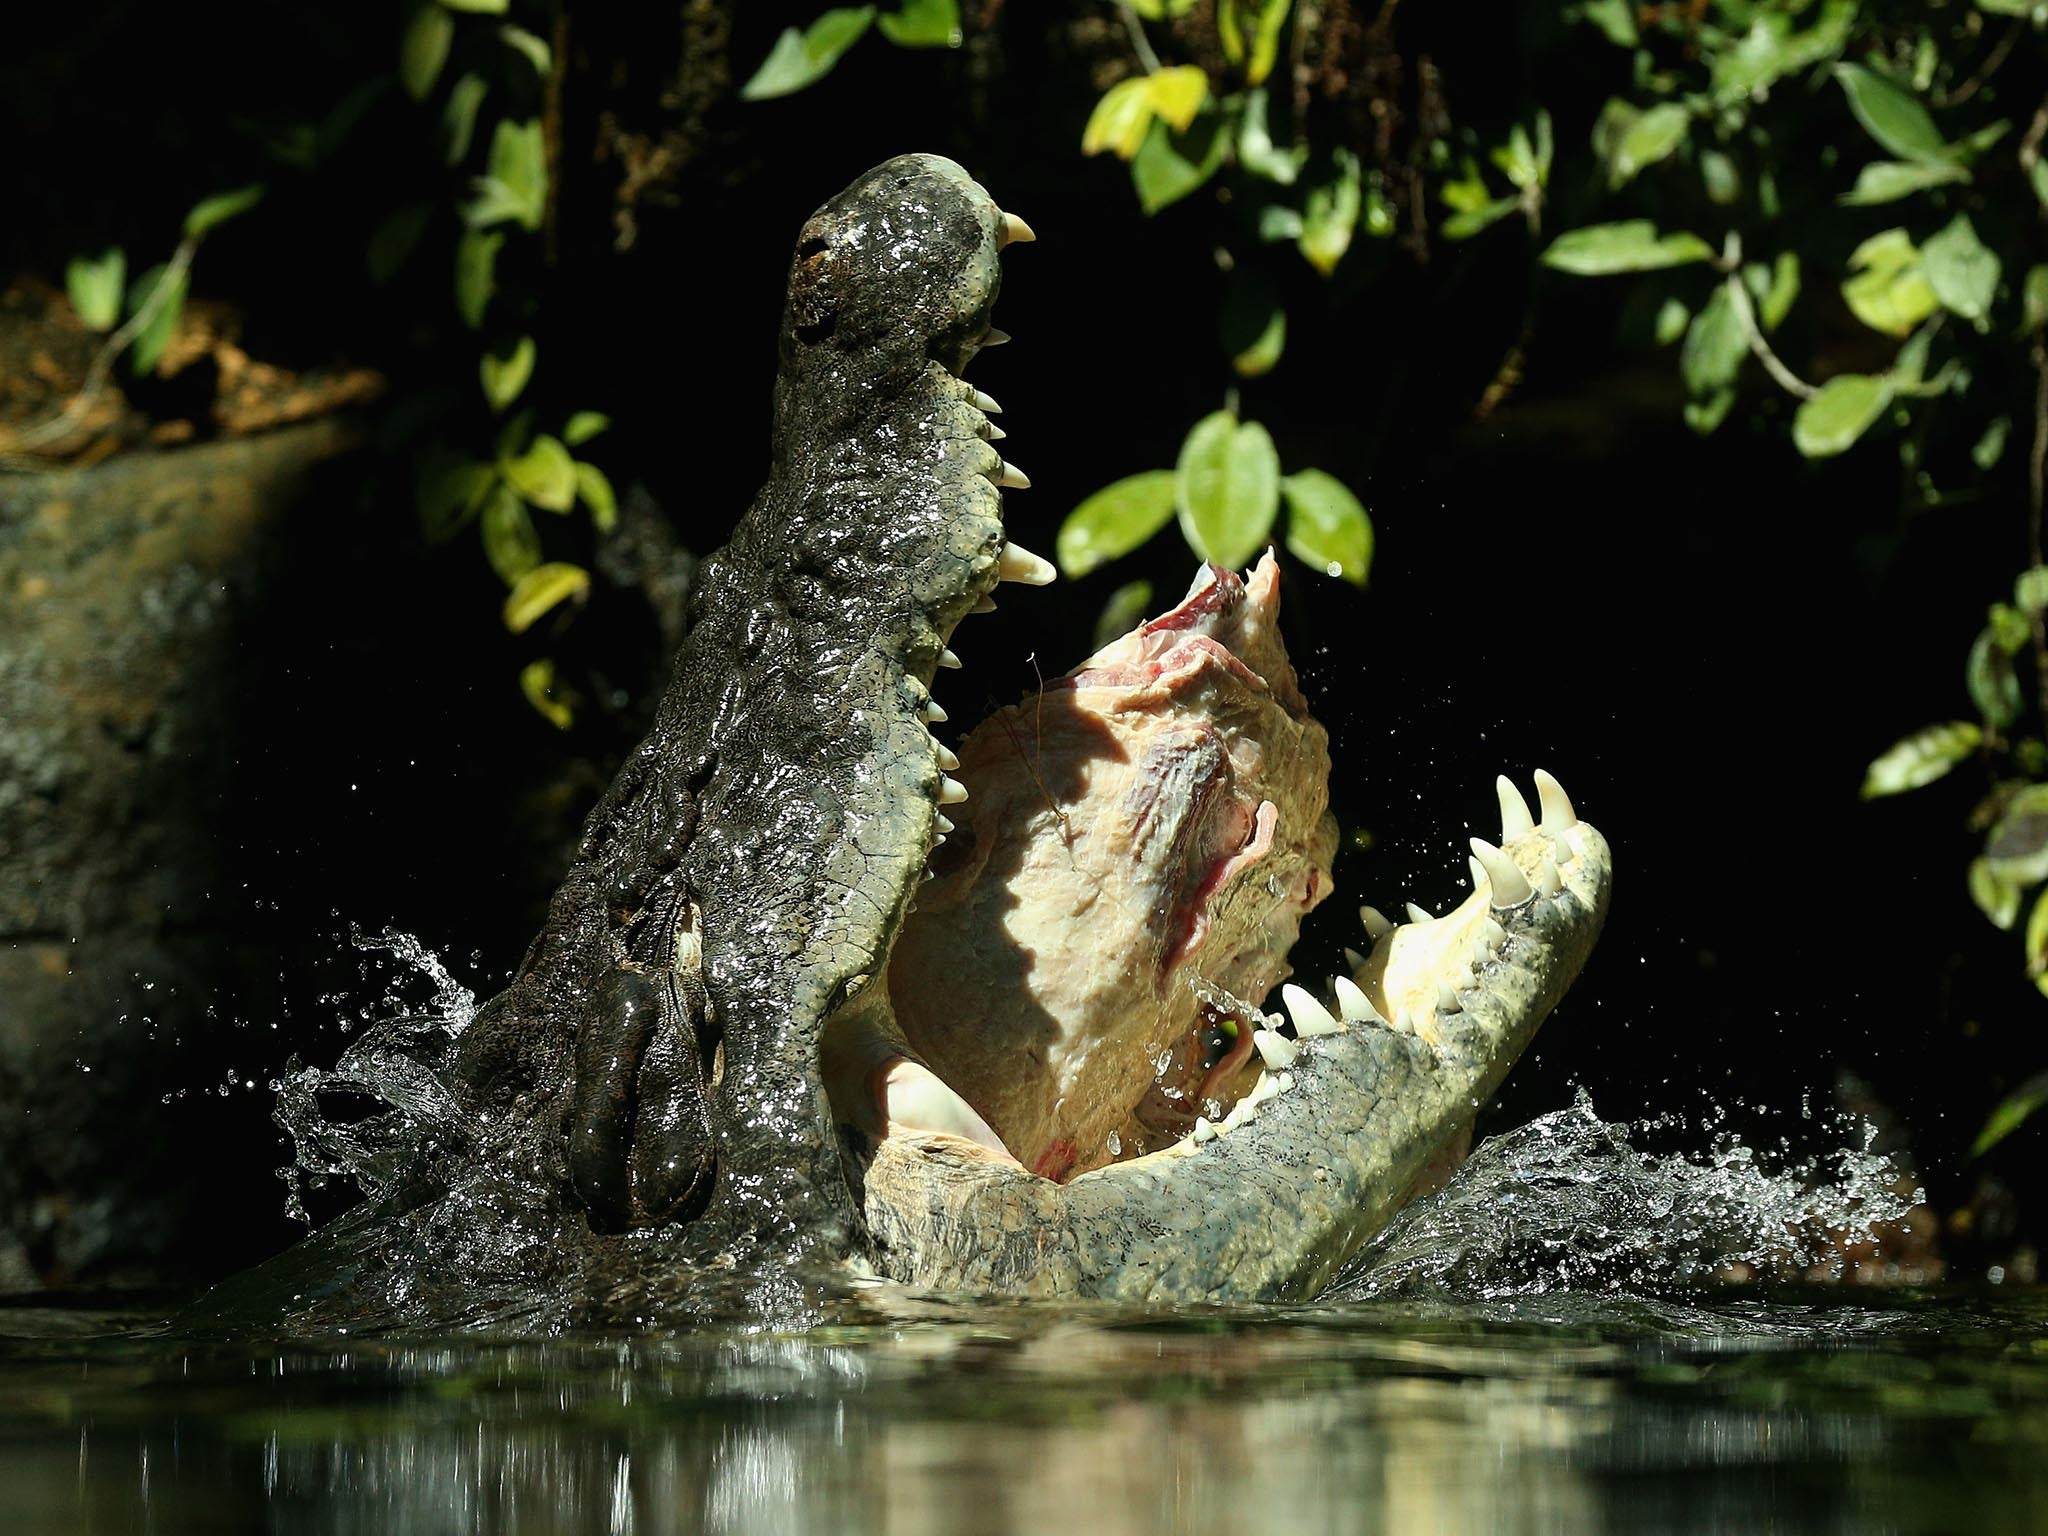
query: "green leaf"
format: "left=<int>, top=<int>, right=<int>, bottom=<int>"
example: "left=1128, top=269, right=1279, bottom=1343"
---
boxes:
left=184, top=184, right=264, bottom=240
left=1541, top=221, right=1714, bottom=275
left=1860, top=720, right=1980, bottom=797
left=1834, top=63, right=1955, bottom=166
left=1239, top=0, right=1292, bottom=86
left=1841, top=228, right=1937, bottom=337
left=741, top=8, right=876, bottom=100
left=466, top=119, right=547, bottom=230
left=1985, top=784, right=2048, bottom=885
left=1712, top=1, right=1856, bottom=105
left=1237, top=88, right=1304, bottom=185
left=1988, top=602, right=2030, bottom=654
left=1144, top=65, right=1210, bottom=132
left=65, top=248, right=125, bottom=331
left=123, top=263, right=189, bottom=377
left=498, top=23, right=551, bottom=75
left=1221, top=273, right=1286, bottom=377
left=1680, top=283, right=1746, bottom=405
left=1969, top=626, right=2023, bottom=730
left=1176, top=412, right=1281, bottom=570
left=1442, top=197, right=1518, bottom=242
left=1972, top=1073, right=2048, bottom=1156
left=1743, top=251, right=1801, bottom=332
left=1920, top=214, right=1999, bottom=329
left=480, top=483, right=542, bottom=584
left=574, top=461, right=618, bottom=532
left=367, top=205, right=431, bottom=283
left=1975, top=416, right=2011, bottom=472
left=1970, top=856, right=2022, bottom=931
left=520, top=657, right=575, bottom=730
left=563, top=411, right=611, bottom=447
left=1083, top=77, right=1156, bottom=159
left=454, top=227, right=501, bottom=329
left=401, top=3, right=455, bottom=100
left=1093, top=580, right=1156, bottom=651
left=2014, top=565, right=2048, bottom=616
left=502, top=434, right=577, bottom=512
left=1793, top=374, right=1892, bottom=458
left=1577, top=0, right=1637, bottom=45
left=480, top=335, right=536, bottom=411
left=503, top=561, right=591, bottom=633
left=1298, top=149, right=1361, bottom=274
left=1056, top=470, right=1178, bottom=577
left=2025, top=266, right=2048, bottom=335
left=1608, top=101, right=1691, bottom=187
left=415, top=455, right=496, bottom=542
left=440, top=0, right=509, bottom=12
left=441, top=73, right=488, bottom=164
left=1131, top=111, right=1229, bottom=214
left=878, top=0, right=962, bottom=46
left=1280, top=469, right=1373, bottom=585
left=1653, top=297, right=1691, bottom=347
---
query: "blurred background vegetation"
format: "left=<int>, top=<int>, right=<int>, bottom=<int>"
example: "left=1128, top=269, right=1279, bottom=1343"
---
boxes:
left=4, top=0, right=2047, bottom=1287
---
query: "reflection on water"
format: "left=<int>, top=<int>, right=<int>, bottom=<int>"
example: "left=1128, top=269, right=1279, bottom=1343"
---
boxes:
left=2, top=1291, right=2044, bottom=1535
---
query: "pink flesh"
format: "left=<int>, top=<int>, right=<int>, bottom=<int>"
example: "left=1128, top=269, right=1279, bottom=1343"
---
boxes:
left=888, top=554, right=1337, bottom=1178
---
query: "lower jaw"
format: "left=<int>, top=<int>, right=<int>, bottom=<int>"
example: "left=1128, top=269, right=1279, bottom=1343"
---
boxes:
left=850, top=802, right=1611, bottom=1303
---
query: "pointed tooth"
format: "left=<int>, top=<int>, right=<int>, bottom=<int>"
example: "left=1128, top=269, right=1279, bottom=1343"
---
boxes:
left=998, top=212, right=1037, bottom=246
left=1533, top=768, right=1577, bottom=831
left=939, top=776, right=969, bottom=805
left=971, top=594, right=998, bottom=613
left=1436, top=982, right=1462, bottom=1014
left=998, top=541, right=1056, bottom=585
left=1252, top=1029, right=1299, bottom=1070
left=1550, top=831, right=1574, bottom=864
left=1250, top=1072, right=1282, bottom=1106
left=935, top=814, right=954, bottom=835
left=993, top=460, right=1031, bottom=490
left=1360, top=904, right=1393, bottom=940
left=981, top=327, right=1012, bottom=346
left=935, top=744, right=960, bottom=771
left=1192, top=1116, right=1216, bottom=1144
left=1343, top=946, right=1366, bottom=971
left=1404, top=901, right=1433, bottom=925
left=971, top=389, right=1002, bottom=414
left=1537, top=857, right=1561, bottom=897
left=1469, top=856, right=1490, bottom=894
left=1281, top=982, right=1343, bottom=1038
left=1469, top=837, right=1534, bottom=907
left=922, top=700, right=949, bottom=723
left=1456, top=966, right=1475, bottom=989
left=1332, top=976, right=1380, bottom=1023
left=1277, top=1071, right=1295, bottom=1093
left=1471, top=935, right=1493, bottom=968
left=985, top=422, right=1007, bottom=440
left=1483, top=917, right=1507, bottom=948
left=1391, top=1009, right=1415, bottom=1035
left=1496, top=775, right=1534, bottom=840
left=938, top=649, right=962, bottom=669
left=882, top=1060, right=1010, bottom=1154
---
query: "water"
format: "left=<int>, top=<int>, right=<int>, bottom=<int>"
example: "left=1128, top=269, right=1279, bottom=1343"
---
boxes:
left=6, top=932, right=2036, bottom=1531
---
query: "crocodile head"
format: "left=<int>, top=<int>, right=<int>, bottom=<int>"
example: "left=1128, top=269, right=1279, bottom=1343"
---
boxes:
left=430, top=155, right=1609, bottom=1316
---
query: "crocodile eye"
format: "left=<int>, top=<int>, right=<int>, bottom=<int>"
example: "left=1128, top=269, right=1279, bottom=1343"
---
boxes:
left=797, top=235, right=829, bottom=261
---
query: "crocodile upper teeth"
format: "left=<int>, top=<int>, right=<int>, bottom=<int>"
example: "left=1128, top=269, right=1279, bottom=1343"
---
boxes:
left=998, top=542, right=1056, bottom=585
left=1332, top=976, right=1381, bottom=1024
left=938, top=649, right=962, bottom=669
left=998, top=212, right=1036, bottom=246
left=971, top=389, right=1002, bottom=414
left=993, top=460, right=1031, bottom=489
left=1281, top=983, right=1343, bottom=1038
left=922, top=700, right=948, bottom=723
left=1252, top=1028, right=1298, bottom=1069
left=939, top=776, right=969, bottom=805
left=935, top=744, right=960, bottom=771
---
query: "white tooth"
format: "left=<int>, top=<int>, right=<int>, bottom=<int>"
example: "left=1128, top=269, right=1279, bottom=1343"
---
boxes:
left=1456, top=966, right=1475, bottom=989
left=972, top=594, right=998, bottom=613
left=939, top=776, right=969, bottom=805
left=1496, top=775, right=1534, bottom=840
left=1192, top=1116, right=1216, bottom=1144
left=1222, top=1098, right=1257, bottom=1130
left=994, top=460, right=1031, bottom=489
left=1343, top=946, right=1366, bottom=971
left=971, top=388, right=1003, bottom=414
left=1538, top=857, right=1561, bottom=897
left=1436, top=982, right=1461, bottom=1013
left=1252, top=1029, right=1299, bottom=1069
left=1391, top=1009, right=1415, bottom=1035
left=1281, top=983, right=1343, bottom=1038
left=1471, top=935, right=1493, bottom=968
left=1468, top=856, right=1489, bottom=893
left=935, top=744, right=961, bottom=771
left=981, top=327, right=1012, bottom=346
left=985, top=422, right=1007, bottom=440
left=922, top=700, right=949, bottom=723
left=998, top=211, right=1037, bottom=246
left=1360, top=904, right=1393, bottom=940
left=882, top=1060, right=1010, bottom=1154
left=1404, top=901, right=1433, bottom=925
left=998, top=541, right=1056, bottom=585
left=1332, top=976, right=1381, bottom=1024
left=1469, top=838, right=1534, bottom=907
left=1534, top=768, right=1577, bottom=831
left=938, top=648, right=962, bottom=669
left=1549, top=831, right=1573, bottom=864
left=1483, top=917, right=1507, bottom=948
left=1277, top=1071, right=1295, bottom=1093
left=1251, top=1073, right=1282, bottom=1105
left=935, top=814, right=954, bottom=835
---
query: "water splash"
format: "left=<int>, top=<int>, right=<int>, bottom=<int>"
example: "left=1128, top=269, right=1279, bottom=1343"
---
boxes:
left=1330, top=1089, right=1925, bottom=1301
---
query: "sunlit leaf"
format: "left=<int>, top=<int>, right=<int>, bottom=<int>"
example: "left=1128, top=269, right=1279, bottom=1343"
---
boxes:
left=1860, top=720, right=1980, bottom=798
left=1920, top=213, right=1999, bottom=329
left=1056, top=470, right=1177, bottom=577
left=1221, top=273, right=1286, bottom=377
left=184, top=184, right=264, bottom=239
left=466, top=119, right=546, bottom=230
left=520, top=657, right=575, bottom=730
left=1753, top=251, right=1801, bottom=332
left=1680, top=284, right=1746, bottom=409
left=1841, top=228, right=1937, bottom=337
left=503, top=562, right=591, bottom=634
left=1145, top=65, right=1210, bottom=132
left=1298, top=149, right=1361, bottom=274
left=2015, top=565, right=2048, bottom=615
left=575, top=461, right=618, bottom=532
left=441, top=73, right=488, bottom=164
left=480, top=482, right=542, bottom=584
left=1083, top=78, right=1156, bottom=159
left=1970, top=856, right=2022, bottom=931
left=1973, top=1073, right=2048, bottom=1156
left=878, top=0, right=962, bottom=46
left=124, top=263, right=189, bottom=377
left=1177, top=412, right=1280, bottom=570
left=440, top=0, right=510, bottom=12
left=563, top=411, right=611, bottom=447
left=1442, top=196, right=1518, bottom=241
left=454, top=228, right=501, bottom=329
left=1834, top=63, right=1955, bottom=166
left=480, top=335, right=536, bottom=411
left=1793, top=373, right=1892, bottom=458
left=1237, top=87, right=1304, bottom=184
left=65, top=248, right=125, bottom=331
left=1131, top=111, right=1228, bottom=214
left=1607, top=101, right=1690, bottom=187
left=1968, top=626, right=2022, bottom=730
left=1578, top=0, right=1637, bottom=45
left=1541, top=221, right=1713, bottom=275
left=1280, top=469, right=1373, bottom=585
left=502, top=433, right=578, bottom=512
left=1975, top=416, right=2011, bottom=472
left=1985, top=784, right=2048, bottom=885
left=1653, top=297, right=1691, bottom=347
left=401, top=3, right=454, bottom=100
left=499, top=23, right=550, bottom=75
left=741, top=8, right=877, bottom=100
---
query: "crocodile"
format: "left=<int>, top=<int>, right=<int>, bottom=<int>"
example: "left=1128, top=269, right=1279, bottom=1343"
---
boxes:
left=209, top=154, right=1610, bottom=1328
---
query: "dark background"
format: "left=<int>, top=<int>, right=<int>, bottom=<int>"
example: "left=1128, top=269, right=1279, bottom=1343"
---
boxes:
left=3, top=2, right=2034, bottom=1284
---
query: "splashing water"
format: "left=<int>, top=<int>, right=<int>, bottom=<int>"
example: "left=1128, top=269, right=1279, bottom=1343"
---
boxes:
left=1330, top=1089, right=1924, bottom=1301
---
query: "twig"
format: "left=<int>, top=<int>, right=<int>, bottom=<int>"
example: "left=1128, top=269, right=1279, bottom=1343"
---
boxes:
left=2029, top=343, right=2048, bottom=727
left=1114, top=0, right=1161, bottom=74
left=1933, top=19, right=2023, bottom=109
left=2020, top=92, right=2048, bottom=176
left=1723, top=271, right=1817, bottom=401
left=4, top=236, right=198, bottom=462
